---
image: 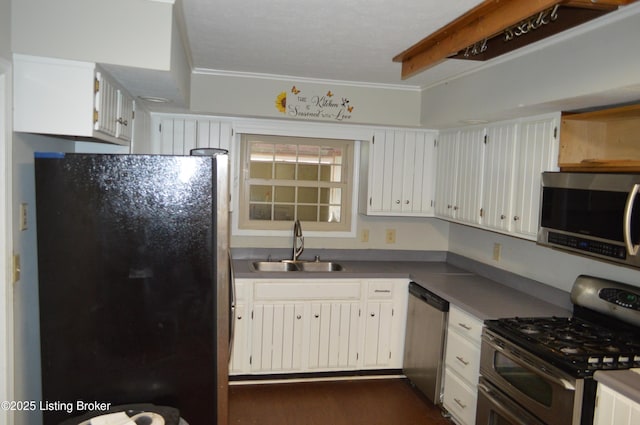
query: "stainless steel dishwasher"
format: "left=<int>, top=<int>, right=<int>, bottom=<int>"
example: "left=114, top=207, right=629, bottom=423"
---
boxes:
left=403, top=281, right=449, bottom=405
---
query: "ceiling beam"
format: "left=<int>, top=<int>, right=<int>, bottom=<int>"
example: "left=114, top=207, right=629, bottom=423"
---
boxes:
left=393, top=0, right=635, bottom=80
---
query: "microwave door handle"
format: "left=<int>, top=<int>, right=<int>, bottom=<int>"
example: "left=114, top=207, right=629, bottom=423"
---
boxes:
left=624, top=184, right=640, bottom=256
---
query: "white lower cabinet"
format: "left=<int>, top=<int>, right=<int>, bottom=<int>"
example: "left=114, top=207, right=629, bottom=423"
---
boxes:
left=230, top=278, right=407, bottom=376
left=594, top=382, right=640, bottom=425
left=443, top=305, right=483, bottom=425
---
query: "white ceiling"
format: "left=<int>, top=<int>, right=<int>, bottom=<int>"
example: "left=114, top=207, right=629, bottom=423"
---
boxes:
left=179, top=0, right=486, bottom=89
left=110, top=0, right=640, bottom=120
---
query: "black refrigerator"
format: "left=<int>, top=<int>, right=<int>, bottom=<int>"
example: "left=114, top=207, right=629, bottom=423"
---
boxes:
left=34, top=152, right=230, bottom=425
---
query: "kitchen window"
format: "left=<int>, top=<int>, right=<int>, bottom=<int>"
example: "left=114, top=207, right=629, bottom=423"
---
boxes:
left=238, top=134, right=354, bottom=232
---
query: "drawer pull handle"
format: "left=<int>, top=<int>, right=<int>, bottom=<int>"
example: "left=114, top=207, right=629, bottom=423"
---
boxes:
left=454, top=398, right=467, bottom=409
left=374, top=289, right=391, bottom=293
left=455, top=356, right=469, bottom=366
left=458, top=323, right=472, bottom=331
left=314, top=314, right=320, bottom=318
left=296, top=315, right=302, bottom=320
left=370, top=313, right=376, bottom=317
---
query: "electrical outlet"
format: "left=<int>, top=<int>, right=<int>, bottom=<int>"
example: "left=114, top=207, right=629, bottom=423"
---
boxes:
left=19, top=203, right=28, bottom=231
left=493, top=243, right=501, bottom=261
left=385, top=229, right=396, bottom=244
left=361, top=229, right=369, bottom=243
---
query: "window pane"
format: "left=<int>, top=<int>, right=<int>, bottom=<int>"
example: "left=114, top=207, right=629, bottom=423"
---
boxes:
left=298, top=205, right=318, bottom=222
left=274, top=144, right=297, bottom=162
left=298, top=187, right=318, bottom=203
left=298, top=145, right=319, bottom=163
left=250, top=162, right=272, bottom=179
left=320, top=146, right=343, bottom=164
left=330, top=188, right=342, bottom=204
left=274, top=163, right=295, bottom=180
left=250, top=142, right=274, bottom=160
left=319, top=164, right=342, bottom=182
left=298, top=164, right=319, bottom=181
left=274, top=205, right=294, bottom=221
left=320, top=188, right=331, bottom=203
left=320, top=206, right=341, bottom=223
left=274, top=186, right=295, bottom=203
left=250, top=185, right=272, bottom=202
left=250, top=204, right=272, bottom=220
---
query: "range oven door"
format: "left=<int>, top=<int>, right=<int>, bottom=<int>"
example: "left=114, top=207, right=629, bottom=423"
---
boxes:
left=480, top=329, right=584, bottom=425
left=476, top=377, right=546, bottom=425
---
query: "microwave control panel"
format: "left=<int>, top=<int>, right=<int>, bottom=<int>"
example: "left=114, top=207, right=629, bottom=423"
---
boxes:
left=547, top=232, right=626, bottom=260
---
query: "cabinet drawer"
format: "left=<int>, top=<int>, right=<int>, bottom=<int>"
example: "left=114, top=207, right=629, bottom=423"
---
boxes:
left=445, top=329, right=481, bottom=385
left=254, top=281, right=361, bottom=300
left=367, top=281, right=395, bottom=299
left=443, top=369, right=477, bottom=425
left=449, top=305, right=483, bottom=344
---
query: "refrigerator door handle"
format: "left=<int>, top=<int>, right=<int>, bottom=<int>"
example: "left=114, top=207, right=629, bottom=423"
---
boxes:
left=228, top=253, right=236, bottom=359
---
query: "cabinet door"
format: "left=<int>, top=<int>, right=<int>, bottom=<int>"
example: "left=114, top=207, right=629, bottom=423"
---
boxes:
left=251, top=302, right=305, bottom=372
left=403, top=131, right=436, bottom=214
left=363, top=301, right=394, bottom=368
left=512, top=113, right=559, bottom=238
left=482, top=123, right=517, bottom=231
left=594, top=383, right=640, bottom=425
left=368, top=129, right=401, bottom=213
left=94, top=72, right=119, bottom=137
left=229, top=304, right=247, bottom=375
left=115, top=90, right=134, bottom=142
left=367, top=129, right=436, bottom=216
left=196, top=120, right=233, bottom=151
left=153, top=117, right=233, bottom=155
left=434, top=130, right=459, bottom=219
left=455, top=127, right=485, bottom=225
left=308, top=302, right=360, bottom=369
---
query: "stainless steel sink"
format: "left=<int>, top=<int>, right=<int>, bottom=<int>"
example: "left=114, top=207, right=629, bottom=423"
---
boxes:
left=250, top=260, right=343, bottom=272
left=250, top=261, right=299, bottom=272
left=297, top=261, right=343, bottom=272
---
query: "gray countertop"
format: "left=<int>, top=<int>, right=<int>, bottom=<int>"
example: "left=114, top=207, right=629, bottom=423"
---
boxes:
left=232, top=259, right=571, bottom=320
left=594, top=369, right=640, bottom=403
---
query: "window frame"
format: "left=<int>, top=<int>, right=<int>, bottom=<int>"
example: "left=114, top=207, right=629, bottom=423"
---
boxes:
left=234, top=132, right=361, bottom=238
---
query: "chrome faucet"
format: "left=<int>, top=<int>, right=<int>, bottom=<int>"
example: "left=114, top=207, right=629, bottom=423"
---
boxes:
left=292, top=219, right=304, bottom=262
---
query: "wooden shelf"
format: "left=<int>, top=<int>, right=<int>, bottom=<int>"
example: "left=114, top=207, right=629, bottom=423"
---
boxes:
left=559, top=103, right=640, bottom=172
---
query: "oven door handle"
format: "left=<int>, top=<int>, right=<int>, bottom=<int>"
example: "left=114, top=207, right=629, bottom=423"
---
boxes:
left=624, top=183, right=640, bottom=257
left=484, top=334, right=576, bottom=391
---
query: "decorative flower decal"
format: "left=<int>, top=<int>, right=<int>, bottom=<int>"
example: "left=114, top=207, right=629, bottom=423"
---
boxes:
left=274, top=85, right=355, bottom=120
left=275, top=91, right=287, bottom=113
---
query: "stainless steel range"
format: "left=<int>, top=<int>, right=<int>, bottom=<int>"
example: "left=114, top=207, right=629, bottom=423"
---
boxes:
left=477, top=275, right=640, bottom=425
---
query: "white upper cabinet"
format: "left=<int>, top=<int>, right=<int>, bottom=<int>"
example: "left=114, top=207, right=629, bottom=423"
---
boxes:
left=511, top=113, right=560, bottom=239
left=436, top=113, right=560, bottom=240
left=481, top=122, right=518, bottom=232
left=13, top=54, right=134, bottom=146
left=360, top=128, right=437, bottom=216
left=434, top=127, right=485, bottom=225
left=455, top=127, right=486, bottom=225
left=434, top=130, right=459, bottom=219
left=150, top=115, right=232, bottom=155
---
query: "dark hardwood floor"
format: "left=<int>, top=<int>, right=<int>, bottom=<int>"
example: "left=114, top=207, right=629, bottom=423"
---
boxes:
left=229, top=378, right=453, bottom=425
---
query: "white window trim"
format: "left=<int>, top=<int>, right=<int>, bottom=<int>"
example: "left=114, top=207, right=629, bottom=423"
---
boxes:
left=230, top=122, right=365, bottom=238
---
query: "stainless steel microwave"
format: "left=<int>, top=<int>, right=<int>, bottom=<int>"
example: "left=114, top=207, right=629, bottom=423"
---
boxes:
left=538, top=172, right=640, bottom=268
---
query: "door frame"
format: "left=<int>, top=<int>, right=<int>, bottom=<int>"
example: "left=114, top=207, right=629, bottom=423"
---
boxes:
left=1, top=57, right=14, bottom=425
